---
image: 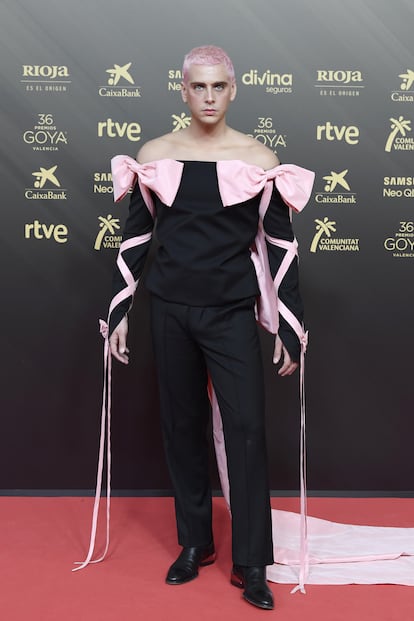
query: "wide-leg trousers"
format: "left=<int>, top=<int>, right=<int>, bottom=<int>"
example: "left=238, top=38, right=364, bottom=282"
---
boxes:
left=150, top=294, right=274, bottom=567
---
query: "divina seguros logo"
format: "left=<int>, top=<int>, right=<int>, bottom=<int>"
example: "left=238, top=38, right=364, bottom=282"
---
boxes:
left=99, top=62, right=141, bottom=98
left=241, top=69, right=293, bottom=94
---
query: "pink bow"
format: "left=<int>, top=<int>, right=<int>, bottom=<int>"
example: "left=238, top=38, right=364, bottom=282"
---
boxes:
left=217, top=161, right=314, bottom=212
left=111, top=155, right=183, bottom=206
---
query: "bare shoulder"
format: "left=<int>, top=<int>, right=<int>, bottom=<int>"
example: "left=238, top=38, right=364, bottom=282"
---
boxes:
left=136, top=132, right=180, bottom=163
left=232, top=130, right=280, bottom=170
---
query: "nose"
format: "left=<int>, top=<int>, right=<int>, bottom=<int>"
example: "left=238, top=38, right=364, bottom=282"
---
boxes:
left=205, top=86, right=215, bottom=102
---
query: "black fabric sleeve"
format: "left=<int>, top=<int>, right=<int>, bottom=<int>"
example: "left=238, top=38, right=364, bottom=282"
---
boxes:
left=262, top=186, right=304, bottom=362
left=108, top=182, right=154, bottom=335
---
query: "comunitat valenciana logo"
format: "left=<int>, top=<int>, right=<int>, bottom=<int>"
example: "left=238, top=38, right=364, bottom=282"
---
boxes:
left=384, top=221, right=414, bottom=258
left=316, top=122, right=359, bottom=145
left=99, top=62, right=141, bottom=98
left=94, top=215, right=121, bottom=250
left=171, top=112, right=191, bottom=132
left=247, top=117, right=287, bottom=152
left=168, top=69, right=182, bottom=91
left=315, top=169, right=357, bottom=204
left=97, top=118, right=141, bottom=141
left=385, top=116, right=413, bottom=152
left=23, top=113, right=68, bottom=151
left=391, top=69, right=414, bottom=102
left=383, top=176, right=414, bottom=198
left=25, top=165, right=67, bottom=200
left=24, top=220, right=68, bottom=243
left=310, top=217, right=359, bottom=253
left=21, top=65, right=71, bottom=93
left=241, top=69, right=293, bottom=94
left=315, top=70, right=364, bottom=97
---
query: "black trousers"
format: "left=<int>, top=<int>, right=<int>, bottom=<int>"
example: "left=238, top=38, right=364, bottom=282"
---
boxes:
left=150, top=295, right=274, bottom=567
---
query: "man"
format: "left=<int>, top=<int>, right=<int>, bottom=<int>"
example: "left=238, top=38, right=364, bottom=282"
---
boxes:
left=108, top=45, right=313, bottom=610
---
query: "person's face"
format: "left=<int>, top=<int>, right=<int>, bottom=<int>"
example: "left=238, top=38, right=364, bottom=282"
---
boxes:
left=181, top=63, right=236, bottom=125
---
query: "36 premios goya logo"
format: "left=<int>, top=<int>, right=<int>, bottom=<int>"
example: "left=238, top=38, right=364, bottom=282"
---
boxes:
left=25, top=165, right=67, bottom=200
left=94, top=215, right=121, bottom=250
left=21, top=65, right=71, bottom=93
left=247, top=117, right=287, bottom=153
left=384, top=221, right=414, bottom=258
left=383, top=175, right=414, bottom=199
left=315, top=169, right=357, bottom=205
left=385, top=116, right=413, bottom=152
left=23, top=114, right=68, bottom=151
left=315, top=70, right=363, bottom=98
left=310, top=217, right=359, bottom=253
left=391, top=69, right=414, bottom=102
left=99, top=62, right=141, bottom=98
left=241, top=69, right=293, bottom=94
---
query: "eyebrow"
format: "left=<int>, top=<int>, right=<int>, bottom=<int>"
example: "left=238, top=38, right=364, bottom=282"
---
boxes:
left=189, top=81, right=229, bottom=86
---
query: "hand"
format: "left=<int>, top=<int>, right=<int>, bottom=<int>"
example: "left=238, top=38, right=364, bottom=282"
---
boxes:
left=109, top=315, right=130, bottom=364
left=273, top=335, right=298, bottom=376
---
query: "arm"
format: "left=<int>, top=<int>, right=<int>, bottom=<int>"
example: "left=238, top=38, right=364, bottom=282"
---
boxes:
left=263, top=186, right=304, bottom=375
left=108, top=179, right=155, bottom=362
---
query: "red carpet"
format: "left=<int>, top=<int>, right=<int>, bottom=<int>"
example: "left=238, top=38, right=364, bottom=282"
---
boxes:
left=1, top=497, right=413, bottom=620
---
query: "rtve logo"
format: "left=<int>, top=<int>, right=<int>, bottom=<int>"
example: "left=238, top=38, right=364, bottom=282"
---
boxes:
left=316, top=122, right=359, bottom=145
left=25, top=220, right=68, bottom=243
left=97, top=118, right=141, bottom=141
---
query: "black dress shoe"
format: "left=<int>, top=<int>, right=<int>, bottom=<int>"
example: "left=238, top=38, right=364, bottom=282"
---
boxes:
left=166, top=542, right=216, bottom=585
left=231, top=565, right=274, bottom=610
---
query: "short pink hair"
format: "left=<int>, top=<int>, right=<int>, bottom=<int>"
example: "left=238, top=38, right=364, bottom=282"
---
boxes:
left=182, top=45, right=235, bottom=83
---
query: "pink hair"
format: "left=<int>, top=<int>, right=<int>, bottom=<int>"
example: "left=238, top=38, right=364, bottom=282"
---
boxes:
left=182, top=45, right=235, bottom=83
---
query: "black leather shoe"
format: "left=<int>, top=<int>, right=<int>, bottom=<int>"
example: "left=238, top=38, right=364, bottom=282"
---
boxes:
left=231, top=565, right=274, bottom=610
left=166, top=542, right=216, bottom=585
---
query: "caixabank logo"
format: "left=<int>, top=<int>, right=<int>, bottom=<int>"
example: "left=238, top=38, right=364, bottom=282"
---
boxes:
left=383, top=175, right=414, bottom=199
left=21, top=64, right=71, bottom=93
left=25, top=165, right=67, bottom=200
left=315, top=169, right=357, bottom=205
left=385, top=116, right=413, bottom=152
left=310, top=217, right=359, bottom=253
left=241, top=69, right=293, bottom=95
left=384, top=221, right=414, bottom=258
left=317, top=122, right=360, bottom=145
left=97, top=118, right=141, bottom=142
left=247, top=117, right=287, bottom=153
left=94, top=215, right=121, bottom=250
left=315, top=69, right=364, bottom=97
left=98, top=62, right=141, bottom=98
left=23, top=113, right=68, bottom=151
left=391, top=69, right=414, bottom=102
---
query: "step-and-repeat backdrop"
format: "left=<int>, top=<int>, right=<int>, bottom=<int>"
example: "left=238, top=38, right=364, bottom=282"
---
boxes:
left=1, top=0, right=413, bottom=493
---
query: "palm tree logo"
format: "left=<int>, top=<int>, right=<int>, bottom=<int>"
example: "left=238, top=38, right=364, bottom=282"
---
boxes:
left=94, top=215, right=120, bottom=250
left=310, top=218, right=336, bottom=253
left=172, top=112, right=191, bottom=132
left=385, top=116, right=412, bottom=152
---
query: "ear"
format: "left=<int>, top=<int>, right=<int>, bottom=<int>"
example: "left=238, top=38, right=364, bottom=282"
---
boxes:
left=181, top=82, right=188, bottom=103
left=230, top=80, right=237, bottom=102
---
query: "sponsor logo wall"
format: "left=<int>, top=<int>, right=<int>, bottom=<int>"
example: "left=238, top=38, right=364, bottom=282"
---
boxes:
left=2, top=0, right=414, bottom=492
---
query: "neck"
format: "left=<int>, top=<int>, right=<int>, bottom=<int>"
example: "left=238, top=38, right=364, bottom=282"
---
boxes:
left=186, top=118, right=230, bottom=142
